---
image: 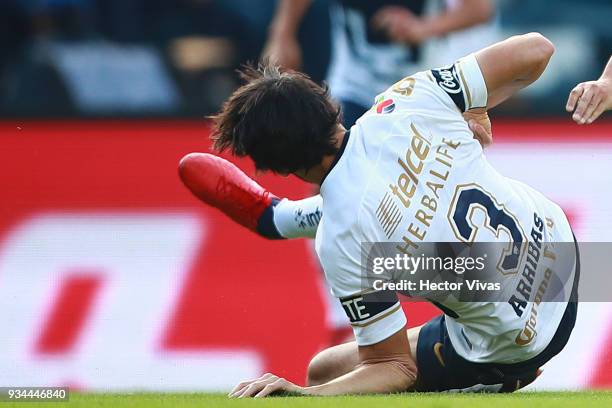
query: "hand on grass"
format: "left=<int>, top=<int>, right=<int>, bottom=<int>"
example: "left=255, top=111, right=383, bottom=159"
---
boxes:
left=229, top=373, right=306, bottom=398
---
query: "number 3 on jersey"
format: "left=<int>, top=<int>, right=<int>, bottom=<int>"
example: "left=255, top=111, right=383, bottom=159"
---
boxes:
left=448, top=183, right=526, bottom=275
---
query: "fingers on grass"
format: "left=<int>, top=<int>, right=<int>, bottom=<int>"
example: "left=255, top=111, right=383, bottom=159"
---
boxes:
left=229, top=373, right=276, bottom=398
left=238, top=381, right=267, bottom=398
left=254, top=379, right=284, bottom=398
left=229, top=380, right=252, bottom=397
left=238, top=374, right=279, bottom=398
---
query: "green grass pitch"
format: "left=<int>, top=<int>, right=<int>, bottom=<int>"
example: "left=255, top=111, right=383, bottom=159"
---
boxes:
left=7, top=392, right=612, bottom=408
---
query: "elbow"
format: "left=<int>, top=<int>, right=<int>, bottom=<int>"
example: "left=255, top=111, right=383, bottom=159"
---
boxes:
left=517, top=32, right=555, bottom=81
left=525, top=32, right=555, bottom=65
left=394, top=368, right=418, bottom=392
left=397, top=360, right=418, bottom=391
left=306, top=350, right=336, bottom=387
left=372, top=356, right=418, bottom=392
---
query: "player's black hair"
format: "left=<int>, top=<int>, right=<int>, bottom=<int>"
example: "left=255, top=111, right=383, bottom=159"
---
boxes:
left=210, top=61, right=341, bottom=174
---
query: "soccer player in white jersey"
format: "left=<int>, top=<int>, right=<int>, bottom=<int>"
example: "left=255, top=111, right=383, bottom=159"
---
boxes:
left=264, top=0, right=496, bottom=340
left=180, top=33, right=579, bottom=396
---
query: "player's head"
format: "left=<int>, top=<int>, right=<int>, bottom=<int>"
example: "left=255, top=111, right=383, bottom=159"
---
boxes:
left=210, top=61, right=342, bottom=175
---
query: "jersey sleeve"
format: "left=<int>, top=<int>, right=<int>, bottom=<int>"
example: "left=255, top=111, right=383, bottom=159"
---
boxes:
left=339, top=290, right=407, bottom=346
left=373, top=53, right=488, bottom=120
left=428, top=53, right=488, bottom=112
left=316, top=223, right=407, bottom=346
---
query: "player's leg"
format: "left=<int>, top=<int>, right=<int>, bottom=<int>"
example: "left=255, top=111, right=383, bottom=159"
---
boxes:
left=306, top=325, right=422, bottom=386
left=306, top=316, right=527, bottom=392
left=179, top=153, right=355, bottom=344
left=274, top=196, right=322, bottom=239
left=179, top=152, right=322, bottom=239
left=414, top=315, right=541, bottom=393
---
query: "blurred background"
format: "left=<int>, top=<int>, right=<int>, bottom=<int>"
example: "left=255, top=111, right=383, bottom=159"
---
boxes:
left=0, top=0, right=611, bottom=394
left=0, top=0, right=611, bottom=118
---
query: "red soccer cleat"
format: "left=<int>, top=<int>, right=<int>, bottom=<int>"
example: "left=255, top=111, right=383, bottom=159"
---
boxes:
left=178, top=153, right=279, bottom=233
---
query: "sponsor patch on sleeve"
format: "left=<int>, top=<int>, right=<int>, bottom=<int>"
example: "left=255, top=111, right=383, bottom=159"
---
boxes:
left=431, top=64, right=466, bottom=112
left=374, top=96, right=396, bottom=114
left=339, top=290, right=399, bottom=325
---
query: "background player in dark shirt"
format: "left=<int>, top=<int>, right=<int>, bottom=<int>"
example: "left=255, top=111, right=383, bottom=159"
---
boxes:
left=264, top=0, right=494, bottom=126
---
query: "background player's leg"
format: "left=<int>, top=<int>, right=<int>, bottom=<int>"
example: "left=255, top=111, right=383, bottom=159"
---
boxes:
left=306, top=325, right=422, bottom=386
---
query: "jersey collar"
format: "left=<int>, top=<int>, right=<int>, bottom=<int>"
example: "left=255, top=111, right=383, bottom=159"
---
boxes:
left=320, top=130, right=351, bottom=187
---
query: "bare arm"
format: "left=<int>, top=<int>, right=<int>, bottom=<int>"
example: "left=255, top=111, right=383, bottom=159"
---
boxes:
left=230, top=328, right=417, bottom=397
left=435, top=33, right=554, bottom=145
left=421, top=0, right=494, bottom=38
left=566, top=56, right=612, bottom=124
left=474, top=32, right=555, bottom=109
left=372, top=0, right=493, bottom=45
left=262, top=0, right=313, bottom=69
left=305, top=329, right=416, bottom=395
left=603, top=57, right=612, bottom=80
left=269, top=0, right=312, bottom=37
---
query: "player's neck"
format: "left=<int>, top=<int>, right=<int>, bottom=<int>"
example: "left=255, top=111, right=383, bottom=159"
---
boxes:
left=293, top=125, right=347, bottom=186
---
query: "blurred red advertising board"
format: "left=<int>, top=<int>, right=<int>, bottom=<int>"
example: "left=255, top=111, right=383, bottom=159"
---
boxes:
left=0, top=120, right=610, bottom=391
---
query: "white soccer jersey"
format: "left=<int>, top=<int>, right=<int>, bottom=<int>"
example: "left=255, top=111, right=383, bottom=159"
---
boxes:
left=315, top=54, right=576, bottom=363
